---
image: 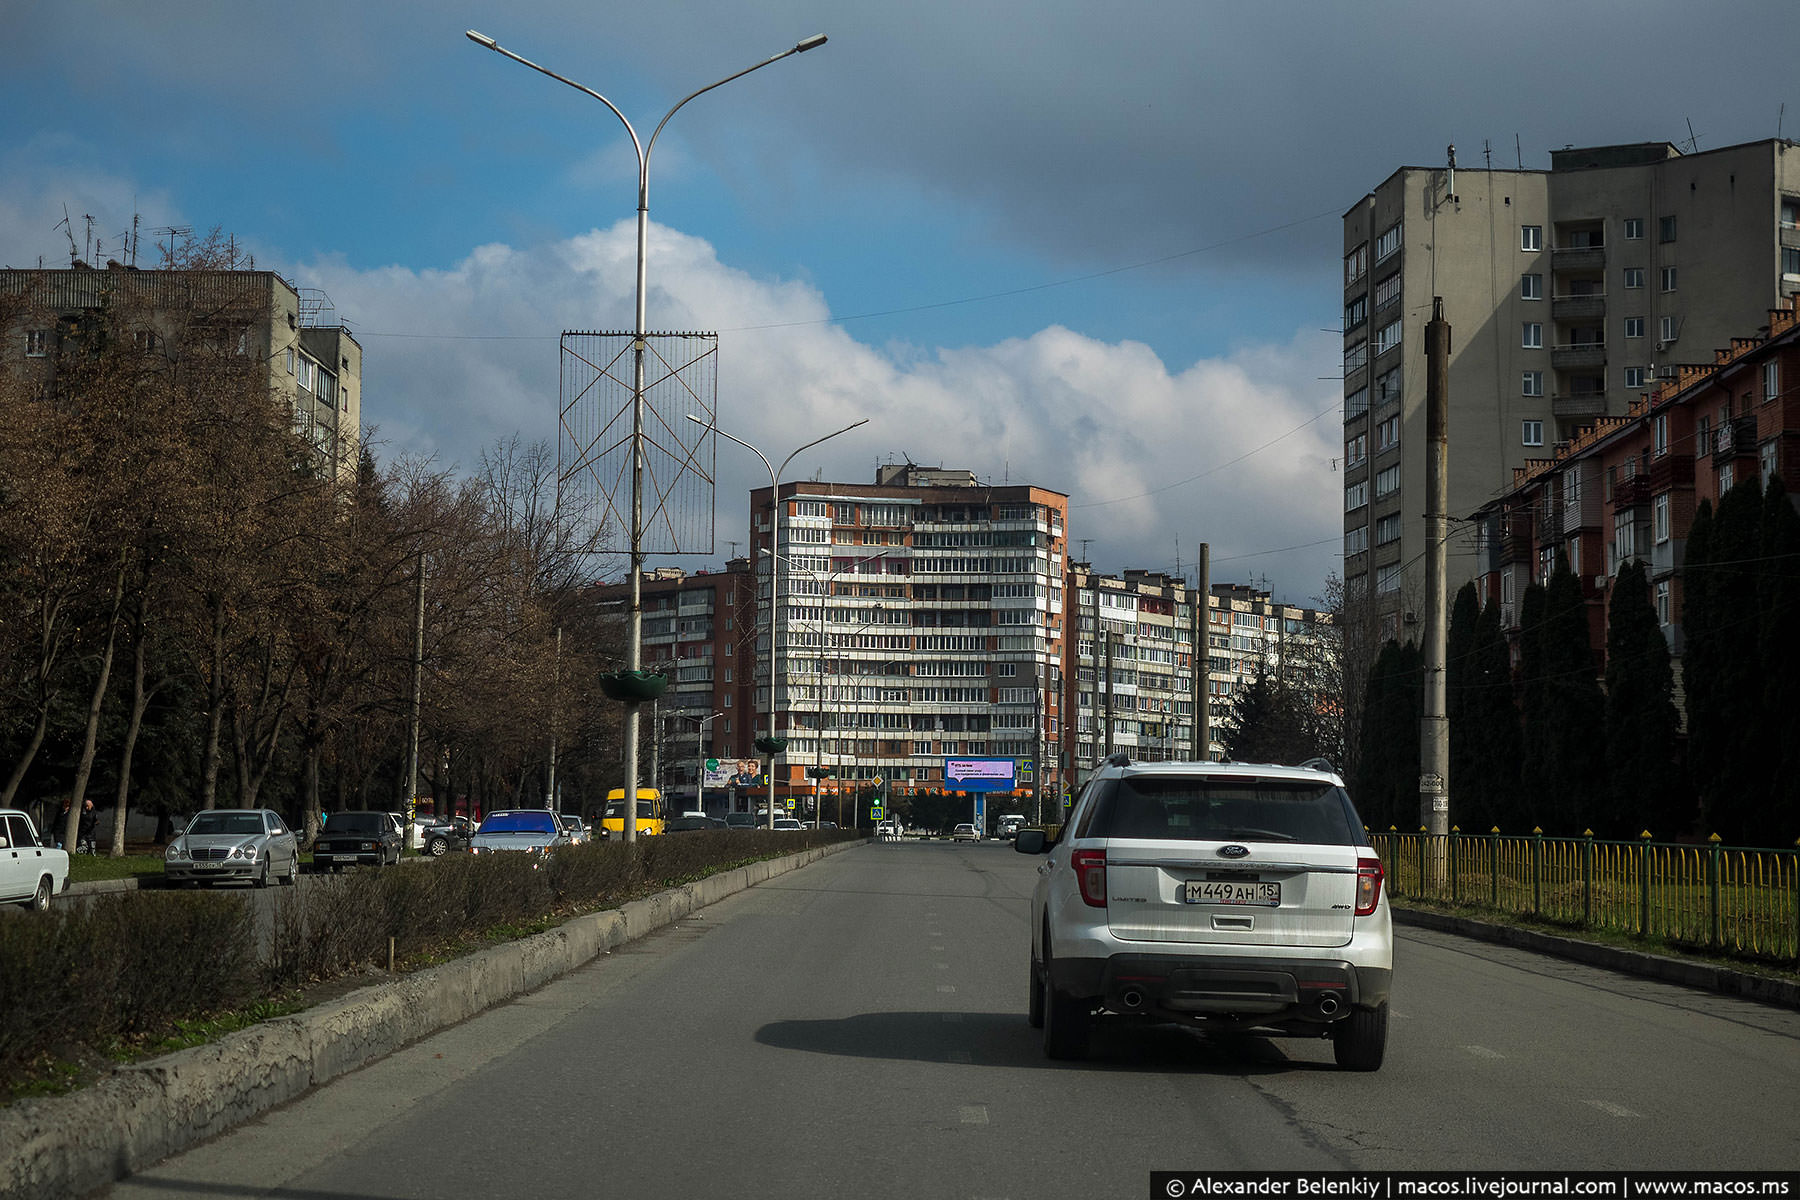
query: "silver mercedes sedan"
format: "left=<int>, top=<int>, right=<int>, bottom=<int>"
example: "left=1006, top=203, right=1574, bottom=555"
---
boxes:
left=163, top=809, right=300, bottom=888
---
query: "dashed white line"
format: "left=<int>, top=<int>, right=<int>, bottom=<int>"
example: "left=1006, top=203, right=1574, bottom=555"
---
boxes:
left=959, top=1104, right=988, bottom=1124
left=1584, top=1099, right=1641, bottom=1118
left=1463, top=1045, right=1505, bottom=1060
left=937, top=984, right=957, bottom=993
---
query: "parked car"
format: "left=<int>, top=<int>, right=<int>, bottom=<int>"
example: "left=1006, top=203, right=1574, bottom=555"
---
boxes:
left=419, top=816, right=474, bottom=857
left=667, top=814, right=726, bottom=832
left=951, top=823, right=980, bottom=842
left=723, top=812, right=759, bottom=832
left=469, top=810, right=571, bottom=861
left=311, top=810, right=403, bottom=871
left=997, top=814, right=1025, bottom=840
left=559, top=813, right=591, bottom=845
left=164, top=809, right=301, bottom=888
left=0, top=809, right=69, bottom=911
left=771, top=818, right=804, bottom=832
left=1016, top=754, right=1392, bottom=1069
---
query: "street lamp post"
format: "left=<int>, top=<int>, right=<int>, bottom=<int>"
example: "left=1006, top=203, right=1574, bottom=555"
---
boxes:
left=686, top=414, right=867, bottom=828
left=468, top=27, right=827, bottom=844
left=671, top=710, right=725, bottom=814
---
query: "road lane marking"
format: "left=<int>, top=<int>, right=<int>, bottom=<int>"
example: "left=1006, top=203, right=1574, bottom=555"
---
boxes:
left=959, top=1104, right=988, bottom=1124
left=935, top=962, right=950, bottom=969
left=1463, top=1045, right=1505, bottom=1059
left=937, top=985, right=957, bottom=993
left=1584, top=1099, right=1641, bottom=1118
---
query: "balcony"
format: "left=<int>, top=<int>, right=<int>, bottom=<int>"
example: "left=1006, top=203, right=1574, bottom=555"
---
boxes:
left=1612, top=474, right=1651, bottom=511
left=1647, top=451, right=1695, bottom=492
left=1713, top=416, right=1760, bottom=459
left=1499, top=515, right=1534, bottom=564
left=1552, top=391, right=1608, bottom=421
left=1552, top=292, right=1607, bottom=322
left=1551, top=341, right=1607, bottom=372
left=1552, top=245, right=1606, bottom=271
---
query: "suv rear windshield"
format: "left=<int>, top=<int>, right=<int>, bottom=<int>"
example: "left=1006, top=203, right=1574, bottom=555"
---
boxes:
left=325, top=813, right=387, bottom=834
left=1074, top=776, right=1361, bottom=844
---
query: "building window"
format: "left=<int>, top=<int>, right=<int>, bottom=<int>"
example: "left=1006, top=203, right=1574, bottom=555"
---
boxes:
left=1660, top=315, right=1679, bottom=343
left=1783, top=247, right=1800, bottom=278
left=1624, top=267, right=1645, bottom=290
left=1345, top=481, right=1367, bottom=512
left=1783, top=198, right=1800, bottom=230
left=1345, top=526, right=1368, bottom=556
left=1625, top=366, right=1646, bottom=389
left=1659, top=215, right=1677, bottom=243
left=1522, top=323, right=1543, bottom=349
left=1376, top=222, right=1403, bottom=262
left=1346, top=243, right=1368, bottom=285
left=1653, top=413, right=1669, bottom=457
left=1521, top=273, right=1543, bottom=301
left=1762, top=441, right=1779, bottom=483
left=1521, top=225, right=1542, bottom=252
left=1376, top=564, right=1401, bottom=594
left=1375, top=365, right=1402, bottom=404
left=1654, top=492, right=1670, bottom=543
left=1624, top=217, right=1644, bottom=240
left=1376, top=414, right=1400, bottom=451
left=1719, top=463, right=1734, bottom=492
left=1661, top=266, right=1678, bottom=293
left=1765, top=361, right=1781, bottom=402
left=1374, top=272, right=1402, bottom=312
left=1522, top=370, right=1544, bottom=397
left=1375, top=513, right=1401, bottom=545
left=1522, top=420, right=1544, bottom=447
left=1345, top=385, right=1370, bottom=419
left=1624, top=316, right=1644, bottom=340
left=1344, top=339, right=1367, bottom=374
left=1344, top=295, right=1367, bottom=330
left=1374, top=465, right=1400, bottom=498
left=24, top=329, right=48, bottom=357
left=1655, top=579, right=1671, bottom=627
left=1375, top=319, right=1402, bottom=356
left=285, top=347, right=296, bottom=374
left=1345, top=433, right=1367, bottom=468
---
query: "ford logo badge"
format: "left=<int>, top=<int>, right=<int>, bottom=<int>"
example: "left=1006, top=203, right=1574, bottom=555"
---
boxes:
left=1219, top=844, right=1251, bottom=859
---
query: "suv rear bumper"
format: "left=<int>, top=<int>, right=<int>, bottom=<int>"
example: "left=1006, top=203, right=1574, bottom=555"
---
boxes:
left=1050, top=952, right=1392, bottom=1020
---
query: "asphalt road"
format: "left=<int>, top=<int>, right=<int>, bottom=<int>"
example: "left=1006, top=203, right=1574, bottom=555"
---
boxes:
left=98, top=840, right=1800, bottom=1199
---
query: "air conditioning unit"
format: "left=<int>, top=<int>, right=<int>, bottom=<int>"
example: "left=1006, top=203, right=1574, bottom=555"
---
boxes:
left=1654, top=341, right=1668, bottom=352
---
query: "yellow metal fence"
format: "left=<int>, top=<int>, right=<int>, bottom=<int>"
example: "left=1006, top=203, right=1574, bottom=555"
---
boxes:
left=1370, top=830, right=1800, bottom=964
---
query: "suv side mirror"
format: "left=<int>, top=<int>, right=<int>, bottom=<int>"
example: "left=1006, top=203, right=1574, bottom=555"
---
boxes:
left=1014, top=829, right=1048, bottom=855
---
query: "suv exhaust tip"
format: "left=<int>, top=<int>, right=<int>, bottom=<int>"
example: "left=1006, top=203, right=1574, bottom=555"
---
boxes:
left=1119, top=989, right=1147, bottom=1012
left=1316, top=992, right=1342, bottom=1017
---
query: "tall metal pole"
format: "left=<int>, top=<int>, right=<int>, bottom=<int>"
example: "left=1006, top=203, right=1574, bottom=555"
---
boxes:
left=1194, top=541, right=1210, bottom=761
left=404, top=550, right=426, bottom=816
left=1421, top=297, right=1452, bottom=885
left=467, top=28, right=829, bottom=845
left=545, top=625, right=561, bottom=810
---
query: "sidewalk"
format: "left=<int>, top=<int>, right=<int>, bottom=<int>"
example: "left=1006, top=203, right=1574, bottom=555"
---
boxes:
left=1393, top=905, right=1800, bottom=1010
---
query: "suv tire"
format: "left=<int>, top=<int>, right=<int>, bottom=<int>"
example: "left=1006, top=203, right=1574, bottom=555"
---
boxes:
left=1027, top=955, right=1045, bottom=1029
left=1332, top=1003, right=1388, bottom=1071
left=1040, top=940, right=1091, bottom=1060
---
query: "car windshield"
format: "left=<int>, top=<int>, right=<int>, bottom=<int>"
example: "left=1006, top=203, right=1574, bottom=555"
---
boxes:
left=188, top=812, right=265, bottom=836
left=1080, top=777, right=1360, bottom=844
left=325, top=813, right=386, bottom=834
left=604, top=802, right=656, bottom=819
left=478, top=812, right=558, bottom=834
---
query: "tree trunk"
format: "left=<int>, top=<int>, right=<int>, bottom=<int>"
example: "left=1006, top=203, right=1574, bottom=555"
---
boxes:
left=200, top=601, right=227, bottom=810
left=65, top=555, right=128, bottom=852
left=111, top=611, right=154, bottom=857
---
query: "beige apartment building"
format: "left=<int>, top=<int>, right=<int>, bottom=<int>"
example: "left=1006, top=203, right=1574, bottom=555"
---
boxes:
left=1, top=265, right=362, bottom=481
left=1342, top=138, right=1800, bottom=638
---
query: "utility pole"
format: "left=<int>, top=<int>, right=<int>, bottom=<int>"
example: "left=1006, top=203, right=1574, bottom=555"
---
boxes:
left=1194, top=542, right=1210, bottom=761
left=403, top=551, right=426, bottom=820
left=1421, top=297, right=1452, bottom=885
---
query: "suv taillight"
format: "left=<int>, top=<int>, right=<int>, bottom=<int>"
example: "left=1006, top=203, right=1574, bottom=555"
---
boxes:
left=1355, top=856, right=1384, bottom=916
left=1071, top=849, right=1107, bottom=908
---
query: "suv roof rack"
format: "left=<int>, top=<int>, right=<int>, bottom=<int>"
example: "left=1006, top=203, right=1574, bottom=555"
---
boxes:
left=1104, top=752, right=1132, bottom=767
left=1296, top=757, right=1338, bottom=774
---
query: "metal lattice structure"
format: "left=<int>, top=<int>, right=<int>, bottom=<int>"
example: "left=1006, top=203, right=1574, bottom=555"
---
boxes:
left=558, top=331, right=717, bottom=555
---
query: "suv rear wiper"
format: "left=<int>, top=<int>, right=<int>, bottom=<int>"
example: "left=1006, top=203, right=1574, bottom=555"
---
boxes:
left=1214, top=827, right=1296, bottom=842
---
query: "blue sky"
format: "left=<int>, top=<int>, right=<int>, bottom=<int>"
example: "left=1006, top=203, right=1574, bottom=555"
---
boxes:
left=4, top=0, right=1796, bottom=604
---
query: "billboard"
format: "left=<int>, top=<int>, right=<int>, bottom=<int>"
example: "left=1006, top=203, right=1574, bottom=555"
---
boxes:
left=944, top=758, right=1017, bottom=793
left=703, top=758, right=762, bottom=788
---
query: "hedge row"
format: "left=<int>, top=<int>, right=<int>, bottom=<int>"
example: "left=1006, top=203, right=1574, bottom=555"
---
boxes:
left=1, top=830, right=853, bottom=1082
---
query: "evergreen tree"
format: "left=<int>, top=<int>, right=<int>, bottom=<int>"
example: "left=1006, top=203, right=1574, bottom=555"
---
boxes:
left=1466, top=597, right=1523, bottom=833
left=1539, top=560, right=1608, bottom=833
left=1516, top=581, right=1551, bottom=829
left=1603, top=558, right=1685, bottom=838
left=1221, top=658, right=1313, bottom=765
left=1756, top=476, right=1800, bottom=846
left=1680, top=499, right=1717, bottom=826
left=1446, top=583, right=1480, bottom=828
left=1698, top=480, right=1765, bottom=839
left=1353, top=640, right=1422, bottom=834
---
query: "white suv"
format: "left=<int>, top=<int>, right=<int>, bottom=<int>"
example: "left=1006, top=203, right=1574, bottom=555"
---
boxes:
left=1015, top=755, right=1392, bottom=1070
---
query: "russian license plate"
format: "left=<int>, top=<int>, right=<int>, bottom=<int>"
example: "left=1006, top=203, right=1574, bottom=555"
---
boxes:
left=1183, top=880, right=1279, bottom=906
left=195, top=862, right=220, bottom=871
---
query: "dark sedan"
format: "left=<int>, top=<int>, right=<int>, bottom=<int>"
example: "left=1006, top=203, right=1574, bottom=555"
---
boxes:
left=420, top=816, right=474, bottom=857
left=312, top=811, right=403, bottom=871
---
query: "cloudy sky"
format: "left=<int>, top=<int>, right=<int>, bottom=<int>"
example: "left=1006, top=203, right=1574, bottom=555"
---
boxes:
left=4, top=0, right=1795, bottom=603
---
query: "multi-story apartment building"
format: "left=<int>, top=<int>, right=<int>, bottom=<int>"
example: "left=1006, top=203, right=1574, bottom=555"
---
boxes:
left=749, top=464, right=1069, bottom=818
left=1343, top=138, right=1800, bottom=639
left=0, top=265, right=362, bottom=481
left=612, top=561, right=756, bottom=804
left=1064, top=569, right=1334, bottom=792
left=1469, top=297, right=1800, bottom=673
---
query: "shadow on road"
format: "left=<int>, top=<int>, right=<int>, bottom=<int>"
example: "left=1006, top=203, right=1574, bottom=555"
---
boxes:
left=755, top=1009, right=1335, bottom=1075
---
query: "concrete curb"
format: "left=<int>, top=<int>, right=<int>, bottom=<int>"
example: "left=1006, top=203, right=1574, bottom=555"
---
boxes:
left=2, top=840, right=855, bottom=1200
left=1393, top=905, right=1800, bottom=1010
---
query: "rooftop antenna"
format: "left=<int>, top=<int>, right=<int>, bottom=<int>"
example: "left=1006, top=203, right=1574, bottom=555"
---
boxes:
left=1077, top=538, right=1093, bottom=563
left=1515, top=134, right=1522, bottom=170
left=82, top=214, right=96, bottom=265
left=155, top=225, right=192, bottom=265
left=56, top=206, right=79, bottom=265
left=1683, top=118, right=1700, bottom=153
left=1483, top=139, right=1492, bottom=170
left=1779, top=103, right=1786, bottom=143
left=726, top=540, right=742, bottom=559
